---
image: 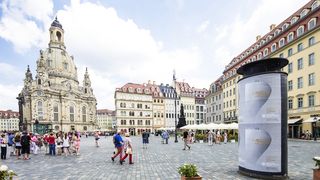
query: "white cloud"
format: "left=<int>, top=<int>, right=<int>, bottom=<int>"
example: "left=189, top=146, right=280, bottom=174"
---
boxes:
left=197, top=20, right=210, bottom=33
left=0, top=0, right=53, bottom=53
left=0, top=84, right=23, bottom=111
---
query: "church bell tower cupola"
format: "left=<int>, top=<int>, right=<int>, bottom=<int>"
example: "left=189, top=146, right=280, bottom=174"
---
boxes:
left=49, top=17, right=65, bottom=50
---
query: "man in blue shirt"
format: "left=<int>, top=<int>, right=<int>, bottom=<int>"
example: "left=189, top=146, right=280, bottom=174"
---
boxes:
left=111, top=130, right=123, bottom=162
left=8, top=133, right=15, bottom=156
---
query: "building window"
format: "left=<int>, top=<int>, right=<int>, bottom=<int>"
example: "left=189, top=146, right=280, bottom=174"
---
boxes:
left=309, top=73, right=315, bottom=86
left=312, top=1, right=320, bottom=10
left=63, top=62, right=68, bottom=70
left=263, top=48, right=268, bottom=57
left=288, top=63, right=293, bottom=73
left=279, top=53, right=284, bottom=58
left=279, top=38, right=285, bottom=47
left=309, top=36, right=315, bottom=46
left=53, top=104, right=58, bottom=121
left=37, top=101, right=43, bottom=121
left=287, top=32, right=294, bottom=42
left=291, top=17, right=298, bottom=24
left=297, top=26, right=304, bottom=37
left=288, top=80, right=293, bottom=91
left=257, top=53, right=262, bottom=60
left=309, top=53, right=315, bottom=66
left=271, top=43, right=277, bottom=52
left=288, top=99, right=293, bottom=109
left=308, top=95, right=315, bottom=107
left=47, top=59, right=52, bottom=67
left=297, top=77, right=303, bottom=89
left=300, top=9, right=309, bottom=18
left=129, top=120, right=135, bottom=125
left=297, top=43, right=303, bottom=52
left=297, top=97, right=303, bottom=108
left=297, top=58, right=303, bottom=70
left=308, top=18, right=317, bottom=30
left=288, top=48, right=293, bottom=57
left=82, top=106, right=86, bottom=122
left=70, top=105, right=75, bottom=122
left=282, top=23, right=289, bottom=31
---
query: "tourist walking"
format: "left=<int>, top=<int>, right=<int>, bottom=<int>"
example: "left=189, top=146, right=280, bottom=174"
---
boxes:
left=208, top=130, right=213, bottom=146
left=216, top=130, right=221, bottom=144
left=14, top=132, right=21, bottom=159
left=120, top=133, right=133, bottom=165
left=142, top=130, right=149, bottom=149
left=0, top=134, right=7, bottom=160
left=31, top=134, right=39, bottom=155
left=43, top=134, right=49, bottom=154
left=8, top=132, right=15, bottom=156
left=73, top=134, right=81, bottom=156
left=94, top=131, right=100, bottom=147
left=161, top=131, right=169, bottom=144
left=224, top=132, right=228, bottom=144
left=21, top=131, right=31, bottom=160
left=111, top=131, right=123, bottom=162
left=48, top=133, right=56, bottom=156
left=183, top=130, right=191, bottom=150
left=63, top=133, right=70, bottom=156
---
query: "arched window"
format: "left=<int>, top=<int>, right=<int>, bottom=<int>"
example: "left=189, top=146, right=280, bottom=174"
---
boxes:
left=69, top=105, right=75, bottom=122
left=271, top=43, right=277, bottom=52
left=297, top=26, right=304, bottom=37
left=291, top=16, right=298, bottom=24
left=308, top=18, right=317, bottom=30
left=300, top=9, right=309, bottom=18
left=82, top=106, right=86, bottom=122
left=282, top=23, right=289, bottom=31
left=56, top=31, right=62, bottom=42
left=37, top=101, right=43, bottom=121
left=53, top=104, right=59, bottom=121
left=264, top=48, right=269, bottom=57
left=287, top=32, right=294, bottom=42
left=257, top=52, right=262, bottom=60
left=279, top=38, right=285, bottom=47
left=312, top=1, right=320, bottom=10
left=38, top=79, right=41, bottom=85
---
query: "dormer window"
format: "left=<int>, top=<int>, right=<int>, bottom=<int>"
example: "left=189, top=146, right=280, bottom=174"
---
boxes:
left=274, top=29, right=281, bottom=36
left=137, top=88, right=141, bottom=93
left=128, top=87, right=133, bottom=92
left=267, top=35, right=272, bottom=41
left=300, top=9, right=309, bottom=18
left=297, top=26, right=304, bottom=37
left=308, top=18, right=317, bottom=30
left=282, top=23, right=289, bottom=31
left=291, top=16, right=299, bottom=24
left=312, top=1, right=320, bottom=10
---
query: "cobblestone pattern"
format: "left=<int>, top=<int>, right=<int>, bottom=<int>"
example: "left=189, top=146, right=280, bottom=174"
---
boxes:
left=2, top=136, right=317, bottom=180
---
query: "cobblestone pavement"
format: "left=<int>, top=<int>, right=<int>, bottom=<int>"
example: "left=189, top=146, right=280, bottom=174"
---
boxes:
left=2, top=136, right=318, bottom=180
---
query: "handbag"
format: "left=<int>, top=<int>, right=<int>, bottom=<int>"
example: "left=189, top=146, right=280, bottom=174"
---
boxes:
left=126, top=147, right=132, bottom=154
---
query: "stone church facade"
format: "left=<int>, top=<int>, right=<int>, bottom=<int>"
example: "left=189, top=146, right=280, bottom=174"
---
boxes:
left=17, top=18, right=97, bottom=134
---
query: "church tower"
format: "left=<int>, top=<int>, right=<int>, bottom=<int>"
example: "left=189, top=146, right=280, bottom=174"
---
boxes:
left=17, top=17, right=97, bottom=133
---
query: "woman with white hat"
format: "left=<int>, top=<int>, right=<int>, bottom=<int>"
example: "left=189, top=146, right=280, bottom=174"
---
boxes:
left=120, top=133, right=133, bottom=165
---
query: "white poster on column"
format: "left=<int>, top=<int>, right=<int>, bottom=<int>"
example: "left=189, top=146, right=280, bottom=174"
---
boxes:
left=238, top=73, right=282, bottom=172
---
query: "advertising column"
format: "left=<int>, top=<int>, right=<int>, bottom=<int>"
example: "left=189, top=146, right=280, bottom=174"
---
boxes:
left=237, top=58, right=288, bottom=179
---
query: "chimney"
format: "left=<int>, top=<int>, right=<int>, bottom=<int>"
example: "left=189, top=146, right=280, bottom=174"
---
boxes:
left=270, top=24, right=276, bottom=31
left=256, top=35, right=261, bottom=41
left=153, top=81, right=156, bottom=85
left=148, top=80, right=151, bottom=84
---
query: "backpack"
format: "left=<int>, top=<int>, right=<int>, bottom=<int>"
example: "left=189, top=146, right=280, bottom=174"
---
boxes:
left=21, top=135, right=30, bottom=146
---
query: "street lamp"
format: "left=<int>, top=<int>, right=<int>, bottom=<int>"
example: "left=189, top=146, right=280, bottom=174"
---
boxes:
left=313, top=117, right=318, bottom=141
left=174, top=88, right=178, bottom=143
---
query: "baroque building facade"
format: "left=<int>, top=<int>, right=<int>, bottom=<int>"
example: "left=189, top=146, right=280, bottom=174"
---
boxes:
left=211, top=0, right=320, bottom=138
left=0, top=110, right=19, bottom=132
left=96, top=109, right=115, bottom=131
left=17, top=18, right=97, bottom=134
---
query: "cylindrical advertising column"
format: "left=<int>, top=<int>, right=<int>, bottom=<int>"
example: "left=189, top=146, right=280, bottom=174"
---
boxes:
left=237, top=58, right=288, bottom=179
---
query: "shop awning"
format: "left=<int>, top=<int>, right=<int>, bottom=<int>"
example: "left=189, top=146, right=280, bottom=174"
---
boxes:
left=303, top=117, right=320, bottom=123
left=288, top=118, right=302, bottom=124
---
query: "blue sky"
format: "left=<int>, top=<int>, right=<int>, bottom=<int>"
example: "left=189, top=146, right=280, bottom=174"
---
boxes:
left=0, top=0, right=309, bottom=110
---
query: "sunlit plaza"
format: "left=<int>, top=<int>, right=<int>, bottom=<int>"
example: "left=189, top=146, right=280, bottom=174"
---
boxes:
left=3, top=136, right=317, bottom=179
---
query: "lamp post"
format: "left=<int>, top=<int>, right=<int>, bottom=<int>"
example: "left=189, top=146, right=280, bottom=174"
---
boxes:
left=313, top=117, right=318, bottom=141
left=174, top=88, right=178, bottom=143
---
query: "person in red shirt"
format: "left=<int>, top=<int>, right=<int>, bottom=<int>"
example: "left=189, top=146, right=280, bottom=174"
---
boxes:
left=48, top=133, right=56, bottom=156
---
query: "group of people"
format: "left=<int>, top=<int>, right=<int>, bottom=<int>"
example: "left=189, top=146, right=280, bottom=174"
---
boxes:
left=0, top=131, right=82, bottom=161
left=111, top=130, right=134, bottom=165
